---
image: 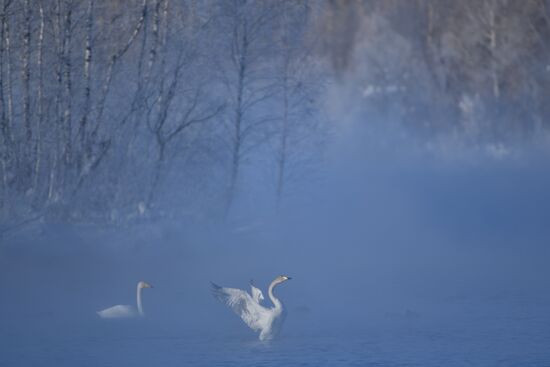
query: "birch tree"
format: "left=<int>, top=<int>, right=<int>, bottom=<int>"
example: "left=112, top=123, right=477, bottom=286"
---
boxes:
left=218, top=0, right=281, bottom=213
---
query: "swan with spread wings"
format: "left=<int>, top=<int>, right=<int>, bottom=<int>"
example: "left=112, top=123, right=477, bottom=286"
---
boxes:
left=211, top=275, right=292, bottom=341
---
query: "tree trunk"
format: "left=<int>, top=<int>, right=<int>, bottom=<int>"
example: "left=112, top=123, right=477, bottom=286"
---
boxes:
left=51, top=0, right=64, bottom=201
left=33, top=0, right=45, bottom=194
left=21, top=0, right=32, bottom=195
left=62, top=0, right=73, bottom=165
left=0, top=1, right=12, bottom=171
left=22, top=0, right=31, bottom=145
left=95, top=0, right=147, bottom=129
left=488, top=6, right=500, bottom=99
left=276, top=74, right=289, bottom=202
left=78, top=0, right=93, bottom=168
left=226, top=20, right=248, bottom=215
left=4, top=12, right=14, bottom=168
left=277, top=7, right=291, bottom=204
left=147, top=141, right=165, bottom=209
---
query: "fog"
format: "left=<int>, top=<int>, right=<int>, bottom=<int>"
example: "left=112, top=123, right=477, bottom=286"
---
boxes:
left=3, top=150, right=549, bottom=341
left=1, top=1, right=550, bottom=365
left=2, top=149, right=550, bottom=365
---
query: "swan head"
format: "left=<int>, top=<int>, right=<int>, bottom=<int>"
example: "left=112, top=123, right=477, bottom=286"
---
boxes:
left=275, top=275, right=292, bottom=284
left=138, top=281, right=153, bottom=289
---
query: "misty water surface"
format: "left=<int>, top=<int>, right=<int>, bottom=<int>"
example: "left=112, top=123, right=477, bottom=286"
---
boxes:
left=2, top=156, right=550, bottom=366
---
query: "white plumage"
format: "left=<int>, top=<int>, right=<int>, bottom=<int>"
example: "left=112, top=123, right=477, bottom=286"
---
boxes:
left=250, top=279, right=265, bottom=304
left=97, top=305, right=139, bottom=318
left=97, top=281, right=153, bottom=319
left=212, top=275, right=292, bottom=341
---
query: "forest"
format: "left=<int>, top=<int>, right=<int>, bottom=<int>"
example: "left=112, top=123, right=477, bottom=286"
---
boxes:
left=1, top=0, right=550, bottom=225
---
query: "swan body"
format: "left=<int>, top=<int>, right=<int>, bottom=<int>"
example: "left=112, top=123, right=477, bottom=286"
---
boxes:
left=97, top=305, right=139, bottom=318
left=212, top=275, right=291, bottom=341
left=97, top=281, right=152, bottom=319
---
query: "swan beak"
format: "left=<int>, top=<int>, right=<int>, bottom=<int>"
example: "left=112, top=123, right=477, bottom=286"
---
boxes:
left=285, top=276, right=292, bottom=281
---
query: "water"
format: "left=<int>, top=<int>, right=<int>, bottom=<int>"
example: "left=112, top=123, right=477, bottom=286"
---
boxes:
left=2, top=162, right=550, bottom=366
left=2, top=236, right=550, bottom=367
left=2, top=305, right=549, bottom=367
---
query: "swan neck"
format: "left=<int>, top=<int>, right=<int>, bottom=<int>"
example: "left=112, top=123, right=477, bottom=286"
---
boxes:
left=137, top=285, right=144, bottom=316
left=268, top=280, right=282, bottom=310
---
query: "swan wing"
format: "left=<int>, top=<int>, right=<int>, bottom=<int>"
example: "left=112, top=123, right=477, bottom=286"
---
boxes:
left=97, top=305, right=137, bottom=318
left=250, top=283, right=265, bottom=304
left=211, top=282, right=266, bottom=332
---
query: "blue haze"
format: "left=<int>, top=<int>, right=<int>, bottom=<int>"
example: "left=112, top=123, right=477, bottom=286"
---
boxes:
left=1, top=149, right=550, bottom=366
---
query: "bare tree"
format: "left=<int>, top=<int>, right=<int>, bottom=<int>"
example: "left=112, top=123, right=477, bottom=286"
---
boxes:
left=22, top=0, right=32, bottom=160
left=3, top=0, right=13, bottom=169
left=62, top=0, right=73, bottom=165
left=77, top=0, right=94, bottom=169
left=219, top=0, right=281, bottom=213
left=0, top=0, right=14, bottom=208
left=32, top=0, right=45, bottom=194
left=144, top=2, right=223, bottom=208
left=95, top=0, right=148, bottom=126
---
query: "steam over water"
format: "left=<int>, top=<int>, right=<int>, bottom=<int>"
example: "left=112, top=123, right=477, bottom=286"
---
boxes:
left=2, top=156, right=550, bottom=366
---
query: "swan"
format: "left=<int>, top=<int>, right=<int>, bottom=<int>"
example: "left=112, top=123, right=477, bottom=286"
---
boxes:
left=211, top=275, right=292, bottom=341
left=250, top=279, right=265, bottom=304
left=97, top=281, right=153, bottom=318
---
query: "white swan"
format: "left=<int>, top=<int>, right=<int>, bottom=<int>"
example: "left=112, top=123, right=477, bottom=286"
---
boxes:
left=97, top=281, right=153, bottom=318
left=212, top=275, right=292, bottom=341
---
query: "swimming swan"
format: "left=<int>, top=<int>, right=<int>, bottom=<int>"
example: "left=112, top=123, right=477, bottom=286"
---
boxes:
left=97, top=281, right=153, bottom=318
left=212, top=275, right=292, bottom=340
